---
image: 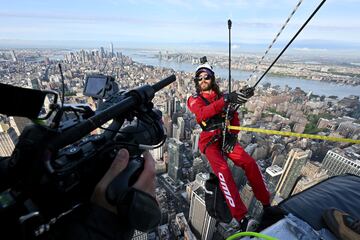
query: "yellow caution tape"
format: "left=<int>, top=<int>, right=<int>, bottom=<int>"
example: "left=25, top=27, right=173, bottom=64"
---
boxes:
left=227, top=126, right=360, bottom=144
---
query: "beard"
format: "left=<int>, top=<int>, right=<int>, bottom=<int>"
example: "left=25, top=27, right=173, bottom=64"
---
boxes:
left=200, top=81, right=212, bottom=91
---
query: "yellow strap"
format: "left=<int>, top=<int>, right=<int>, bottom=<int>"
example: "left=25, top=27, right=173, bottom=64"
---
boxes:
left=227, top=126, right=360, bottom=144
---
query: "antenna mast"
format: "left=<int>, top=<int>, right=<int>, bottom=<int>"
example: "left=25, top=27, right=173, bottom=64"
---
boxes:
left=228, top=19, right=232, bottom=93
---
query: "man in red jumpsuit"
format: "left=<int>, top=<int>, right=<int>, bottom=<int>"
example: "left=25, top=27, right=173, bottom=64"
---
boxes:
left=187, top=61, right=271, bottom=231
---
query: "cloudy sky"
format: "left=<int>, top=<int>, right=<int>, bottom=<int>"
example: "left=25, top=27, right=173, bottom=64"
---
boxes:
left=1, top=0, right=359, bottom=50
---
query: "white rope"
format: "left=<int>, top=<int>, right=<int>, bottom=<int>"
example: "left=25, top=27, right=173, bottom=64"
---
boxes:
left=247, top=0, right=304, bottom=82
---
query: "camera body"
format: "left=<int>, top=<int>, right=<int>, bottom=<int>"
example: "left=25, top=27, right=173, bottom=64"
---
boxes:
left=200, top=56, right=208, bottom=64
left=0, top=74, right=175, bottom=238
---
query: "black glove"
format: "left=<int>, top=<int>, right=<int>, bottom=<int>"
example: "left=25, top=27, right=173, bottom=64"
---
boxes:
left=224, top=88, right=254, bottom=105
left=240, top=86, right=255, bottom=98
left=223, top=133, right=238, bottom=153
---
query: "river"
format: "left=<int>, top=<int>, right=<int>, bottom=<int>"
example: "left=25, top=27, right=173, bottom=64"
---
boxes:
left=121, top=49, right=360, bottom=99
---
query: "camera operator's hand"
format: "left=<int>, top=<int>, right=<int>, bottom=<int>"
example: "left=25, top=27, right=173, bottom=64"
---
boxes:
left=91, top=149, right=156, bottom=213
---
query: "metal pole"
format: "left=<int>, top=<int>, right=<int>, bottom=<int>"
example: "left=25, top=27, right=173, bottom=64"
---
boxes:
left=228, top=19, right=232, bottom=93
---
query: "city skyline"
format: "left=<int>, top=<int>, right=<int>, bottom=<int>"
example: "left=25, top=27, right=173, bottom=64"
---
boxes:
left=1, top=0, right=360, bottom=52
left=0, top=46, right=359, bottom=239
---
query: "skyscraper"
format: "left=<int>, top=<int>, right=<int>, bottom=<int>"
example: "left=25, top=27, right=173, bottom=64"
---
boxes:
left=175, top=100, right=181, bottom=113
left=191, top=128, right=201, bottom=154
left=175, top=212, right=197, bottom=240
left=157, top=224, right=170, bottom=240
left=322, top=147, right=360, bottom=177
left=240, top=183, right=263, bottom=219
left=190, top=157, right=206, bottom=181
left=292, top=170, right=328, bottom=195
left=177, top=116, right=185, bottom=140
left=189, top=185, right=217, bottom=240
left=11, top=50, right=17, bottom=62
left=169, top=98, right=175, bottom=118
left=167, top=138, right=185, bottom=182
left=0, top=126, right=17, bottom=157
left=172, top=123, right=180, bottom=141
left=110, top=42, right=114, bottom=58
left=131, top=230, right=148, bottom=240
left=163, top=115, right=172, bottom=138
left=151, top=145, right=163, bottom=161
left=301, top=161, right=322, bottom=177
left=336, top=121, right=360, bottom=138
left=275, top=149, right=311, bottom=199
left=9, top=116, right=31, bottom=136
left=100, top=47, right=105, bottom=59
left=265, top=165, right=283, bottom=194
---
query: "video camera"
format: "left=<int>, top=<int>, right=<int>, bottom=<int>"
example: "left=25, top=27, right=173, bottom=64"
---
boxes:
left=0, top=74, right=176, bottom=238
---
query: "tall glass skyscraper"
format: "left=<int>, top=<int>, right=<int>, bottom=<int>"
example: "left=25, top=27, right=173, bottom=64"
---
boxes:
left=167, top=138, right=185, bottom=182
left=189, top=179, right=217, bottom=240
left=275, top=149, right=311, bottom=199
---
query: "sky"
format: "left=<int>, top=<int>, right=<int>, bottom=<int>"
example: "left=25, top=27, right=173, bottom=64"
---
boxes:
left=1, top=0, right=360, bottom=52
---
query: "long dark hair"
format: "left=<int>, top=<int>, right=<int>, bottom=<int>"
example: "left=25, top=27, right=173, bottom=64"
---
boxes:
left=195, top=76, right=222, bottom=97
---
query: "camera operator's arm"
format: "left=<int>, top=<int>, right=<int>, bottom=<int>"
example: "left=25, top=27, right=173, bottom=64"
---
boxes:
left=0, top=156, right=10, bottom=190
left=53, top=149, right=156, bottom=240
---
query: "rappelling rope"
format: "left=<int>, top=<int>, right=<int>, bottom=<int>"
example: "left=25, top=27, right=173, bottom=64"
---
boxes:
left=247, top=0, right=303, bottom=83
left=222, top=104, right=232, bottom=151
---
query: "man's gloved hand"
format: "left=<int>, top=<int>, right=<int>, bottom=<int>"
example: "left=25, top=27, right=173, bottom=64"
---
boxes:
left=240, top=86, right=255, bottom=99
left=224, top=87, right=254, bottom=105
left=223, top=132, right=238, bottom=153
left=224, top=91, right=247, bottom=105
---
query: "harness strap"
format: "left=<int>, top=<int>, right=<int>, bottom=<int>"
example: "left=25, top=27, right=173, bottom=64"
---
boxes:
left=203, top=134, right=221, bottom=154
left=198, top=94, right=227, bottom=131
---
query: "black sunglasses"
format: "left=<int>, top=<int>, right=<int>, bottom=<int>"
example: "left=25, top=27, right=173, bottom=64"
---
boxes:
left=195, top=75, right=212, bottom=82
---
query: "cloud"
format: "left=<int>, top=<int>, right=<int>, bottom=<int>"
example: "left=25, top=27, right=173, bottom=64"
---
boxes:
left=1, top=1, right=360, bottom=46
left=0, top=11, right=140, bottom=24
left=293, top=47, right=328, bottom=52
left=165, top=0, right=193, bottom=9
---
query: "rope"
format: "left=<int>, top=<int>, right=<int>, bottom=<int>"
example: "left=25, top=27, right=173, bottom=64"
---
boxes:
left=222, top=105, right=231, bottom=150
left=227, top=125, right=360, bottom=144
left=247, top=0, right=303, bottom=83
left=253, top=0, right=327, bottom=88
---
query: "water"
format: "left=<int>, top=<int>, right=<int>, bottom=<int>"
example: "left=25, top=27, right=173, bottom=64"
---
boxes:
left=121, top=49, right=360, bottom=99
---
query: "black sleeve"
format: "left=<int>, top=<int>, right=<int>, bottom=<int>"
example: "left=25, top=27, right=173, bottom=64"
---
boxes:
left=0, top=157, right=10, bottom=190
left=51, top=203, right=134, bottom=240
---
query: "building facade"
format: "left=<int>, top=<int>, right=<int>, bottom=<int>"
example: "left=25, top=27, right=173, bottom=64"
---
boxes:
left=275, top=149, right=311, bottom=199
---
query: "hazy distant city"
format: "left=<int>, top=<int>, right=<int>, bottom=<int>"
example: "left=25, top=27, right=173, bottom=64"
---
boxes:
left=1, top=46, right=360, bottom=240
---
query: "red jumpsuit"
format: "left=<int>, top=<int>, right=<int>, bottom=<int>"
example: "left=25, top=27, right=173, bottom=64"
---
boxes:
left=187, top=90, right=270, bottom=221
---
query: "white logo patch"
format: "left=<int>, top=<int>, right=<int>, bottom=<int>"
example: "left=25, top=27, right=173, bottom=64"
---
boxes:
left=218, top=172, right=235, bottom=207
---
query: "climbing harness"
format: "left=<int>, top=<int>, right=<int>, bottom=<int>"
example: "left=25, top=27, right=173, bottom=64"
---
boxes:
left=198, top=95, right=229, bottom=131
left=203, top=134, right=222, bottom=154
